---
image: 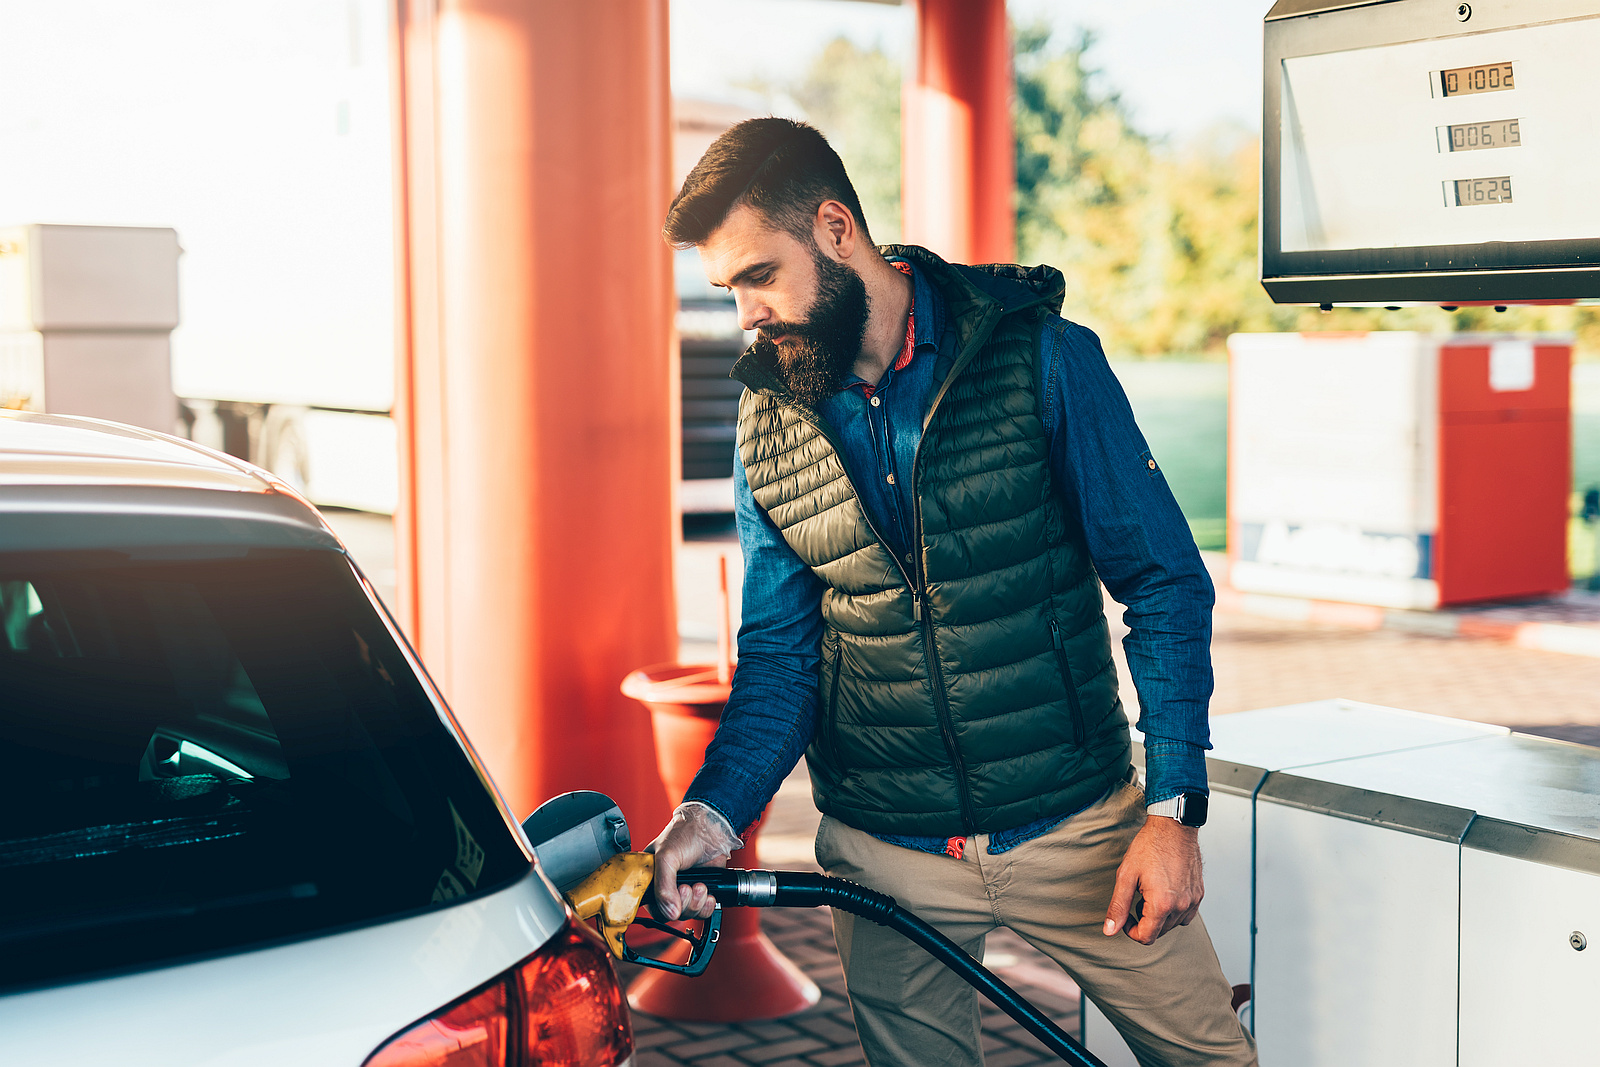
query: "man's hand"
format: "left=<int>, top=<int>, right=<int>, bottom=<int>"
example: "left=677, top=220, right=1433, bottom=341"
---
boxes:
left=646, top=802, right=742, bottom=921
left=1103, top=815, right=1203, bottom=946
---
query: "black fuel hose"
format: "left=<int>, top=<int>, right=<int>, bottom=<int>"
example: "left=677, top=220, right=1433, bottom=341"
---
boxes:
left=670, top=867, right=1108, bottom=1067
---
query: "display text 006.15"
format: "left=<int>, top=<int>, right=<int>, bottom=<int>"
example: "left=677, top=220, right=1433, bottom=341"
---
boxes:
left=1440, top=61, right=1515, bottom=97
left=1447, top=176, right=1514, bottom=206
left=1439, top=119, right=1521, bottom=152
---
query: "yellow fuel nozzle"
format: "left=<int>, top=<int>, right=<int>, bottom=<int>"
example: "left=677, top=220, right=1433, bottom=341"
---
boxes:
left=563, top=851, right=657, bottom=960
left=561, top=851, right=722, bottom=977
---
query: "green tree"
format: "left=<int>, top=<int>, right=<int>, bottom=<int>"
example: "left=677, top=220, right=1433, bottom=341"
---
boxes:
left=788, top=37, right=903, bottom=244
left=1013, top=25, right=1161, bottom=353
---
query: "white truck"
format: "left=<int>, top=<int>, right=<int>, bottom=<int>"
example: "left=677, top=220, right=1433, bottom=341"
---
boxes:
left=1, top=1, right=399, bottom=513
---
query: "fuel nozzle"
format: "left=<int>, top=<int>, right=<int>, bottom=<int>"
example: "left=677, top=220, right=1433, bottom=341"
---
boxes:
left=562, top=851, right=722, bottom=977
left=522, top=791, right=721, bottom=978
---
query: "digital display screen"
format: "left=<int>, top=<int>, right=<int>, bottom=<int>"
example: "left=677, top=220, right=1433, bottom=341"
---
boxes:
left=1440, top=62, right=1515, bottom=97
left=1266, top=5, right=1600, bottom=304
left=1438, top=119, right=1521, bottom=152
left=1447, top=176, right=1513, bottom=206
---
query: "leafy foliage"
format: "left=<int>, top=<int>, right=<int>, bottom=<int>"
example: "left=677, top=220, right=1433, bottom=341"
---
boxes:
left=788, top=37, right=903, bottom=245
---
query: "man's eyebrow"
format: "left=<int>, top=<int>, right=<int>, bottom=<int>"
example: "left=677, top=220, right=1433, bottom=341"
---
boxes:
left=724, top=260, right=779, bottom=287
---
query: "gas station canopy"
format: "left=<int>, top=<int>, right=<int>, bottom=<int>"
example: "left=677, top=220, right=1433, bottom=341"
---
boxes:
left=1262, top=0, right=1600, bottom=306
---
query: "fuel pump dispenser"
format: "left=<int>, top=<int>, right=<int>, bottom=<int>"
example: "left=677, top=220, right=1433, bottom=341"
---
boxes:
left=523, top=791, right=1109, bottom=1067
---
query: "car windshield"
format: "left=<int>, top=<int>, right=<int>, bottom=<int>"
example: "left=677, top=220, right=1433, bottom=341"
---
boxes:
left=0, top=547, right=528, bottom=991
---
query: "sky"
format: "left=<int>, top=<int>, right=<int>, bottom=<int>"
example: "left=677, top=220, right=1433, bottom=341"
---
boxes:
left=0, top=0, right=395, bottom=409
left=1, top=0, right=1271, bottom=412
left=670, top=0, right=1269, bottom=142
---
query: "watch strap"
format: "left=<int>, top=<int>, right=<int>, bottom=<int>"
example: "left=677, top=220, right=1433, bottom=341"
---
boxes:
left=1147, top=796, right=1183, bottom=820
left=1148, top=792, right=1208, bottom=827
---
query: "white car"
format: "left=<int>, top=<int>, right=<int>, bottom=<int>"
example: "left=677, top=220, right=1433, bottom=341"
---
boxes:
left=0, top=410, right=634, bottom=1067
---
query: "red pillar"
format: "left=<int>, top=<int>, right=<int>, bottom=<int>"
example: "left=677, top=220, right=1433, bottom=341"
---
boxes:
left=390, top=0, right=676, bottom=836
left=903, top=0, right=1015, bottom=265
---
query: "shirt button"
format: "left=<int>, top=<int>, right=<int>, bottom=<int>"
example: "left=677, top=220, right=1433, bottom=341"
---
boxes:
left=870, top=396, right=881, bottom=407
left=886, top=473, right=896, bottom=485
left=1147, top=459, right=1158, bottom=470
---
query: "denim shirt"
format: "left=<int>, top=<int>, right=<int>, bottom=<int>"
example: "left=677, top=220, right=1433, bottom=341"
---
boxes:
left=685, top=261, right=1214, bottom=855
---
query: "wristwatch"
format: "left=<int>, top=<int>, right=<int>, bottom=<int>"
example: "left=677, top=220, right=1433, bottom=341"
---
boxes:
left=1147, top=792, right=1208, bottom=828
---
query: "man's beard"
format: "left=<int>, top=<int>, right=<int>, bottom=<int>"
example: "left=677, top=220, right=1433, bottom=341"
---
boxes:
left=749, top=249, right=870, bottom=408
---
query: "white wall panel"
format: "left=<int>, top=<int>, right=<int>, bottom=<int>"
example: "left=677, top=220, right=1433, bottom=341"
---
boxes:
left=1255, top=805, right=1458, bottom=1067
left=1459, top=847, right=1600, bottom=1066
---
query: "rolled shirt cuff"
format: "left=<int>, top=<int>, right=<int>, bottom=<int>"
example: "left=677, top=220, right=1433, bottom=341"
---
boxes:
left=1142, top=738, right=1209, bottom=805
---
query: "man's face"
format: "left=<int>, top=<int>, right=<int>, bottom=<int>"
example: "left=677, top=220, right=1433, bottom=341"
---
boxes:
left=698, top=203, right=869, bottom=407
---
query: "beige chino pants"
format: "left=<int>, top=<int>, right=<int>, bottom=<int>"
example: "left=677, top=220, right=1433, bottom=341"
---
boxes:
left=814, top=779, right=1258, bottom=1067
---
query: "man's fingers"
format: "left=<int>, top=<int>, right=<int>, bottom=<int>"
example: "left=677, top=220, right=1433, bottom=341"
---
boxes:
left=687, top=883, right=712, bottom=917
left=1128, top=903, right=1171, bottom=945
left=1103, top=867, right=1138, bottom=936
left=653, top=861, right=683, bottom=921
left=1128, top=897, right=1200, bottom=944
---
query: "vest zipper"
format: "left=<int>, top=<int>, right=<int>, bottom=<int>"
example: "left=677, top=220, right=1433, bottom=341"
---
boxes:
left=909, top=474, right=977, bottom=836
left=1048, top=617, right=1088, bottom=747
left=788, top=406, right=976, bottom=832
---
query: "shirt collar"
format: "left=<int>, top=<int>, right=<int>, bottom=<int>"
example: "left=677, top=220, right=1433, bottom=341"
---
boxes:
left=899, top=257, right=945, bottom=354
left=843, top=258, right=945, bottom=393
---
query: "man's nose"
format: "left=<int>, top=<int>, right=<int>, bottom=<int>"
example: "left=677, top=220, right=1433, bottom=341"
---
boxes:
left=734, top=293, right=770, bottom=333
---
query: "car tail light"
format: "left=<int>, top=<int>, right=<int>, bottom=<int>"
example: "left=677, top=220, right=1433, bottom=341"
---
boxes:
left=365, top=919, right=633, bottom=1067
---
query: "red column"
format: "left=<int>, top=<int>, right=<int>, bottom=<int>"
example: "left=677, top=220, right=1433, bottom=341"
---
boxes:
left=903, top=0, right=1015, bottom=265
left=390, top=0, right=675, bottom=836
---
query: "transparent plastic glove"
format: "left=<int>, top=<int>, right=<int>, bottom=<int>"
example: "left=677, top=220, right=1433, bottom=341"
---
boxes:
left=645, top=801, right=743, bottom=920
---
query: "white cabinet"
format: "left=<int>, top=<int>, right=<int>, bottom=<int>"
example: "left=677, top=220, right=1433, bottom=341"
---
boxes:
left=1092, top=700, right=1600, bottom=1065
left=1254, top=798, right=1461, bottom=1066
left=1458, top=843, right=1600, bottom=1066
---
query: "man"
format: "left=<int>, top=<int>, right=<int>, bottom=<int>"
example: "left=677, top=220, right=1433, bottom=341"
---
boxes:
left=649, top=117, right=1256, bottom=1067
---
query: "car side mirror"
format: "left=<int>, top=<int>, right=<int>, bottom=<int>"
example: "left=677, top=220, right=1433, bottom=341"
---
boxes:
left=138, top=730, right=255, bottom=781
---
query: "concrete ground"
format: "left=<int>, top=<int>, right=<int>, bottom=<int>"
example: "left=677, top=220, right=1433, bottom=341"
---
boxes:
left=328, top=509, right=1600, bottom=1064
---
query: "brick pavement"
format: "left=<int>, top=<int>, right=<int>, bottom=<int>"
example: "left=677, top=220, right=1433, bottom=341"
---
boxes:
left=1102, top=582, right=1600, bottom=739
left=1209, top=610, right=1600, bottom=729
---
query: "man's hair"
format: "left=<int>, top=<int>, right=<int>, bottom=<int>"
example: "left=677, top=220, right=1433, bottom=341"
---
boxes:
left=663, top=117, right=873, bottom=249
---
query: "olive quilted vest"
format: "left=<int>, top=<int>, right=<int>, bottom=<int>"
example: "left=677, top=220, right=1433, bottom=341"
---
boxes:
left=732, top=245, right=1131, bottom=837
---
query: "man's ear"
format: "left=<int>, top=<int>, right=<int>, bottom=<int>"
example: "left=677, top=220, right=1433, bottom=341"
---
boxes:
left=815, top=200, right=858, bottom=261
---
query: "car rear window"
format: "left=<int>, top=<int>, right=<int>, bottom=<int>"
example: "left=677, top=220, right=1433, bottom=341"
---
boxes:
left=0, top=547, right=530, bottom=991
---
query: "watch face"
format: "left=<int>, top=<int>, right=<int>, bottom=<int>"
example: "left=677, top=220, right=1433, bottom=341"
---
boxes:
left=1181, top=792, right=1209, bottom=828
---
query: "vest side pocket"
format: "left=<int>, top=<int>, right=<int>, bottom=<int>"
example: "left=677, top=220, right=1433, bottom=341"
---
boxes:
left=822, top=629, right=846, bottom=769
left=1047, top=617, right=1087, bottom=747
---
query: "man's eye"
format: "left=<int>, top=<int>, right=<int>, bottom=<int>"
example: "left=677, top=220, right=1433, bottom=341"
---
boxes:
left=755, top=271, right=775, bottom=285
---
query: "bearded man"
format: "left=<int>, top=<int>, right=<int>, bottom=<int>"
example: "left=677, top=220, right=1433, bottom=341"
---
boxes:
left=648, top=117, right=1257, bottom=1067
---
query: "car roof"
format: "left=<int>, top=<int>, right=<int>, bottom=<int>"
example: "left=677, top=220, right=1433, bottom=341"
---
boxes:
left=0, top=409, right=268, bottom=492
left=0, top=410, right=338, bottom=553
